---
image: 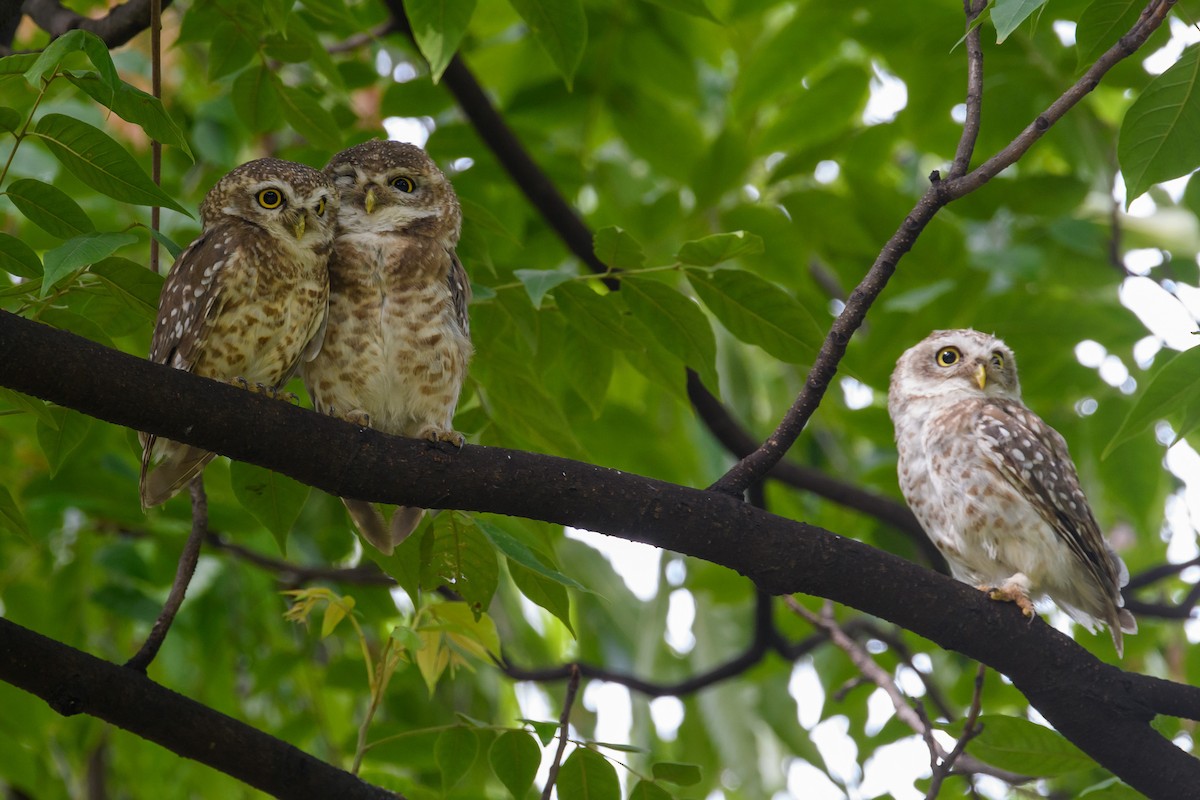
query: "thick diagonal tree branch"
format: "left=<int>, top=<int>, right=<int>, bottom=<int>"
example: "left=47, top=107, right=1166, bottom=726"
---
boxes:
left=2, top=312, right=1200, bottom=798
left=710, top=0, right=1175, bottom=496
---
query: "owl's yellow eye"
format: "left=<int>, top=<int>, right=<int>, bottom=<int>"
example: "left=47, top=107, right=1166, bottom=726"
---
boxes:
left=257, top=189, right=284, bottom=209
left=935, top=346, right=961, bottom=367
left=391, top=176, right=416, bottom=193
left=316, top=197, right=327, bottom=217
left=991, top=351, right=1004, bottom=369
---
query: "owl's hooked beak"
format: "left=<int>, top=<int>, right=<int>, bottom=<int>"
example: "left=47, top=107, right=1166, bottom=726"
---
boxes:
left=292, top=214, right=306, bottom=240
left=974, top=363, right=988, bottom=390
left=364, top=187, right=377, bottom=215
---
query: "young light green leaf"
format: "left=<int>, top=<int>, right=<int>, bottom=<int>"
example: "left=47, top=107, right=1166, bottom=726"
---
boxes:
left=65, top=73, right=194, bottom=158
left=1118, top=45, right=1200, bottom=203
left=557, top=748, right=620, bottom=800
left=41, top=232, right=139, bottom=297
left=30, top=114, right=190, bottom=214
left=420, top=513, right=499, bottom=617
left=1104, top=348, right=1200, bottom=457
left=489, top=730, right=542, bottom=800
left=629, top=780, right=674, bottom=800
left=0, top=106, right=20, bottom=133
left=36, top=408, right=92, bottom=477
left=685, top=268, right=821, bottom=362
left=593, top=226, right=646, bottom=269
left=90, top=257, right=165, bottom=318
left=0, top=486, right=29, bottom=540
left=554, top=281, right=642, bottom=350
left=992, top=0, right=1049, bottom=42
left=507, top=0, right=587, bottom=89
left=1076, top=0, right=1141, bottom=66
left=229, top=461, right=311, bottom=552
left=276, top=82, right=343, bottom=150
left=24, top=29, right=118, bottom=100
left=944, top=715, right=1092, bottom=776
left=514, top=268, right=575, bottom=309
left=0, top=233, right=43, bottom=278
left=651, top=762, right=702, bottom=786
left=435, top=727, right=479, bottom=792
left=232, top=65, right=282, bottom=133
left=6, top=178, right=95, bottom=238
left=405, top=0, right=478, bottom=82
left=676, top=231, right=763, bottom=266
left=621, top=276, right=718, bottom=389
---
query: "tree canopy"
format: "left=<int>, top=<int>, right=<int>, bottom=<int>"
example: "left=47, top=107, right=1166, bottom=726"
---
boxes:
left=3, top=0, right=1200, bottom=798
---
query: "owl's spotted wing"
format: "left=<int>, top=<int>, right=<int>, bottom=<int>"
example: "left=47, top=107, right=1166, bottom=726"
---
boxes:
left=448, top=247, right=470, bottom=334
left=975, top=401, right=1123, bottom=598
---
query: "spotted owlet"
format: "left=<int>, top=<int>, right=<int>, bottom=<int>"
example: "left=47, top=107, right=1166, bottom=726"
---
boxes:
left=140, top=158, right=336, bottom=507
left=301, top=140, right=471, bottom=554
left=888, top=329, right=1137, bottom=656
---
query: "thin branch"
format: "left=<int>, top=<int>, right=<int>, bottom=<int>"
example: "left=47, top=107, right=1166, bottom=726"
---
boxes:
left=709, top=0, right=1175, bottom=497
left=21, top=0, right=176, bottom=48
left=205, top=531, right=395, bottom=586
left=541, top=664, right=581, bottom=800
left=1127, top=555, right=1200, bottom=590
left=926, top=663, right=988, bottom=798
left=148, top=0, right=161, bottom=275
left=949, top=0, right=987, bottom=179
left=328, top=20, right=398, bottom=54
left=125, top=478, right=206, bottom=672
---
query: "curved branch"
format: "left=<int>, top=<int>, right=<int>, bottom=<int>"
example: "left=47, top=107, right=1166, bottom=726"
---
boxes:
left=709, top=0, right=1175, bottom=496
left=21, top=0, right=175, bottom=48
left=0, top=616, right=399, bottom=799
left=3, top=313, right=1200, bottom=798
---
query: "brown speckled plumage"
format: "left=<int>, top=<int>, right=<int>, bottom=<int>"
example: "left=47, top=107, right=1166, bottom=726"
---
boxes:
left=888, top=329, right=1136, bottom=656
left=140, top=158, right=336, bottom=507
left=302, top=140, right=471, bottom=553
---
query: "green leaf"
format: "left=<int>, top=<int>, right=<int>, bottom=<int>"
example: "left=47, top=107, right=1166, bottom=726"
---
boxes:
left=1076, top=0, right=1141, bottom=66
left=1118, top=45, right=1200, bottom=203
left=229, top=461, right=311, bottom=552
left=676, top=231, right=763, bottom=267
left=24, top=30, right=118, bottom=100
left=520, top=719, right=560, bottom=747
left=515, top=268, right=575, bottom=309
left=0, top=486, right=29, bottom=539
left=685, top=268, right=821, bottom=362
left=560, top=319, right=612, bottom=417
left=489, top=730, right=541, bottom=799
left=435, top=727, right=478, bottom=792
left=507, top=0, right=587, bottom=88
left=629, top=780, right=674, bottom=800
left=475, top=518, right=586, bottom=590
left=5, top=178, right=95, bottom=238
left=0, top=387, right=58, bottom=428
left=144, top=227, right=185, bottom=260
left=207, top=22, right=257, bottom=80
left=509, top=561, right=575, bottom=635
left=554, top=281, right=642, bottom=350
left=404, top=0, right=477, bottom=82
left=420, top=513, right=499, bottom=618
left=946, top=715, right=1093, bottom=776
left=41, top=232, right=139, bottom=297
left=651, top=762, right=701, bottom=786
left=36, top=408, right=92, bottom=477
left=232, top=65, right=282, bottom=133
left=0, top=106, right=20, bottom=133
left=639, top=0, right=718, bottom=22
left=621, top=276, right=718, bottom=390
left=992, top=0, right=1049, bottom=42
left=0, top=233, right=43, bottom=278
left=557, top=748, right=620, bottom=800
left=89, top=257, right=165, bottom=319
left=30, top=114, right=190, bottom=215
left=276, top=82, right=343, bottom=151
left=593, top=226, right=646, bottom=269
left=1105, top=347, right=1200, bottom=456
left=65, top=73, right=194, bottom=158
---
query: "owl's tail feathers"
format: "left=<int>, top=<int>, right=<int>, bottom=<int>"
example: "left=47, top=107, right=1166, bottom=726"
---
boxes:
left=1107, top=607, right=1138, bottom=659
left=390, top=506, right=424, bottom=546
left=343, top=498, right=394, bottom=555
left=140, top=437, right=214, bottom=508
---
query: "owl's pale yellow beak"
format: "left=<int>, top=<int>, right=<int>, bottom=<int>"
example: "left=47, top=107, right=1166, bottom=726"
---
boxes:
left=974, top=363, right=988, bottom=390
left=364, top=187, right=377, bottom=215
left=293, top=214, right=306, bottom=240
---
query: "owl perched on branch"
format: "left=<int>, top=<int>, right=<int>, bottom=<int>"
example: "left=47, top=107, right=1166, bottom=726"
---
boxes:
left=888, top=329, right=1136, bottom=656
left=302, top=140, right=472, bottom=554
left=140, top=158, right=336, bottom=507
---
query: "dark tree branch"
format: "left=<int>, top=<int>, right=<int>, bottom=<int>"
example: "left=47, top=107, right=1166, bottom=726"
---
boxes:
left=0, top=616, right=400, bottom=799
left=126, top=478, right=206, bottom=672
left=206, top=531, right=396, bottom=586
left=949, top=0, right=986, bottom=179
left=709, top=0, right=1176, bottom=497
left=4, top=314, right=1200, bottom=798
left=926, top=663, right=988, bottom=798
left=20, top=0, right=175, bottom=48
left=541, top=664, right=581, bottom=800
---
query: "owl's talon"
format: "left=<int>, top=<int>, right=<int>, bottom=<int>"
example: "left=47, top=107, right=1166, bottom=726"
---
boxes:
left=983, top=585, right=1036, bottom=619
left=422, top=428, right=465, bottom=449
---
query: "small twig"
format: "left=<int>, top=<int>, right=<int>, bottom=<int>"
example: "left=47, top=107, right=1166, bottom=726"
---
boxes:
left=125, top=477, right=206, bottom=672
left=927, top=663, right=987, bottom=799
left=950, top=0, right=987, bottom=179
left=541, top=664, right=581, bottom=800
left=205, top=531, right=394, bottom=586
left=149, top=0, right=161, bottom=275
left=327, top=20, right=398, bottom=53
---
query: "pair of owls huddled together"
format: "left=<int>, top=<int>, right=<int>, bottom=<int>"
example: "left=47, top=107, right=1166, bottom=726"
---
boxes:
left=139, top=140, right=469, bottom=555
